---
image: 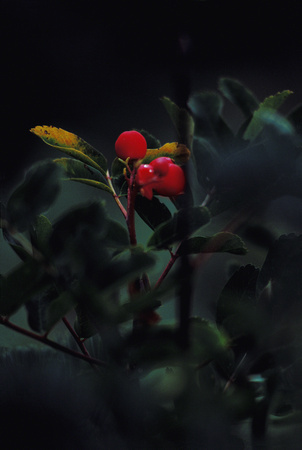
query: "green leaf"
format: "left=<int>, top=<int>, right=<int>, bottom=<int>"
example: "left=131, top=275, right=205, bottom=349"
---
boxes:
left=257, top=234, right=302, bottom=336
left=7, top=161, right=62, bottom=232
left=192, top=136, right=221, bottom=189
left=0, top=261, right=50, bottom=316
left=31, top=215, right=53, bottom=255
left=243, top=90, right=293, bottom=140
left=218, top=78, right=259, bottom=118
left=30, top=126, right=107, bottom=174
left=135, top=195, right=172, bottom=230
left=135, top=129, right=161, bottom=148
left=176, top=232, right=248, bottom=256
left=111, top=157, right=126, bottom=192
left=25, top=285, right=58, bottom=332
left=147, top=206, right=211, bottom=250
left=189, top=317, right=232, bottom=364
left=126, top=326, right=180, bottom=368
left=254, top=109, right=295, bottom=136
left=216, top=265, right=267, bottom=354
left=160, top=97, right=195, bottom=149
left=69, top=178, right=113, bottom=194
left=44, top=290, right=77, bottom=332
left=188, top=91, right=234, bottom=154
left=93, top=248, right=156, bottom=292
left=105, top=219, right=130, bottom=248
left=54, top=157, right=108, bottom=183
left=49, top=202, right=109, bottom=258
left=287, top=104, right=302, bottom=136
left=2, top=228, right=32, bottom=261
left=74, top=304, right=98, bottom=339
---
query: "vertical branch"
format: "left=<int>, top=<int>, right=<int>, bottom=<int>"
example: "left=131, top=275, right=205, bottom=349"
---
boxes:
left=126, top=168, right=138, bottom=246
left=176, top=253, right=193, bottom=350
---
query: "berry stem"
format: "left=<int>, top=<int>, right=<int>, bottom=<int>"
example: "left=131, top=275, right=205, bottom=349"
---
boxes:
left=62, top=316, right=91, bottom=357
left=126, top=168, right=138, bottom=246
left=155, top=251, right=179, bottom=288
left=106, top=170, right=127, bottom=219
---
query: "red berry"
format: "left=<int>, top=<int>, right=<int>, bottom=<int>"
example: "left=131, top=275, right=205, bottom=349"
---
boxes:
left=136, top=164, right=157, bottom=200
left=136, top=164, right=156, bottom=186
left=154, top=164, right=185, bottom=196
left=115, top=130, right=147, bottom=160
left=150, top=157, right=173, bottom=177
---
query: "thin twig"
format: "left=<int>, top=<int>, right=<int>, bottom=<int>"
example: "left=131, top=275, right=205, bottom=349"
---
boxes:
left=0, top=316, right=108, bottom=367
left=106, top=170, right=127, bottom=219
left=62, top=317, right=90, bottom=357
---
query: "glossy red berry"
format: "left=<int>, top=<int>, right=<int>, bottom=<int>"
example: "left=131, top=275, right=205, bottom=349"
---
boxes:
left=136, top=164, right=157, bottom=200
left=150, top=157, right=173, bottom=177
left=136, top=164, right=156, bottom=186
left=115, top=130, right=147, bottom=160
left=153, top=163, right=185, bottom=196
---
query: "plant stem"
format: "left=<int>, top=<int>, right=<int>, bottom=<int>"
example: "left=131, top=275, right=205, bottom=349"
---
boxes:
left=126, top=168, right=138, bottom=246
left=62, top=316, right=90, bottom=357
left=155, top=251, right=179, bottom=288
left=106, top=170, right=127, bottom=219
left=0, top=316, right=108, bottom=367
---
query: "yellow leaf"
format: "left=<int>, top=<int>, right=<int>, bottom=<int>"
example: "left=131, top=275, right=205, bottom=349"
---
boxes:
left=143, top=142, right=190, bottom=165
left=30, top=126, right=107, bottom=174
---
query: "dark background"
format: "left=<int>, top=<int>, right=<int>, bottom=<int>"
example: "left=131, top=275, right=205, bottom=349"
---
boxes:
left=2, top=0, right=302, bottom=198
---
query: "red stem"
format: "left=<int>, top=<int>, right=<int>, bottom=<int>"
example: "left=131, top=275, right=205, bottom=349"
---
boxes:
left=155, top=252, right=179, bottom=288
left=62, top=317, right=90, bottom=357
left=126, top=168, right=138, bottom=246
left=0, top=316, right=108, bottom=367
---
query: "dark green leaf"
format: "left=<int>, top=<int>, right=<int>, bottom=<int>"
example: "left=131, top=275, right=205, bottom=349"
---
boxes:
left=0, top=261, right=50, bottom=316
left=2, top=229, right=32, bottom=261
left=176, top=232, right=248, bottom=256
left=135, top=195, right=172, bottom=230
left=216, top=265, right=267, bottom=354
left=216, top=265, right=259, bottom=325
left=192, top=136, right=221, bottom=189
left=25, top=285, right=58, bottom=332
left=218, top=78, right=259, bottom=118
left=6, top=243, right=31, bottom=262
left=69, top=178, right=113, bottom=194
left=74, top=304, right=98, bottom=339
left=54, top=157, right=107, bottom=182
left=127, top=326, right=180, bottom=368
left=288, top=104, right=302, bottom=136
left=7, top=161, right=62, bottom=231
left=111, top=157, right=126, bottom=192
left=243, top=90, right=293, bottom=140
left=189, top=317, right=232, bottom=366
left=31, top=215, right=53, bottom=255
left=135, top=129, right=161, bottom=148
left=147, top=206, right=211, bottom=250
left=93, top=248, right=156, bottom=292
left=49, top=202, right=108, bottom=258
left=188, top=91, right=234, bottom=154
left=160, top=97, right=195, bottom=149
left=44, top=290, right=77, bottom=332
left=105, top=219, right=130, bottom=248
left=257, top=234, right=302, bottom=334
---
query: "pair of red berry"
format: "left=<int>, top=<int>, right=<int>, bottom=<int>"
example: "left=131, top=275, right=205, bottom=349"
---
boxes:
left=115, top=130, right=185, bottom=200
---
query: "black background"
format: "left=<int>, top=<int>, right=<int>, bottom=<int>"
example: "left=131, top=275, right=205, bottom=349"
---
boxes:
left=3, top=0, right=302, bottom=197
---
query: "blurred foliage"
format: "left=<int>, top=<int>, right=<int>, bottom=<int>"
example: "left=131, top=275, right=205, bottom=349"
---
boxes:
left=2, top=77, right=302, bottom=447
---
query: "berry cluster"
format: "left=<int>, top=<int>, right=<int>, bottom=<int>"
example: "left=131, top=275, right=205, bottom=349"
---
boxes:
left=115, top=130, right=185, bottom=200
left=136, top=158, right=185, bottom=200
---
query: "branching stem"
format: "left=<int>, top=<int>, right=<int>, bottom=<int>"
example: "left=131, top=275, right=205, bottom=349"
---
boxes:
left=106, top=170, right=127, bottom=219
left=0, top=316, right=108, bottom=367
